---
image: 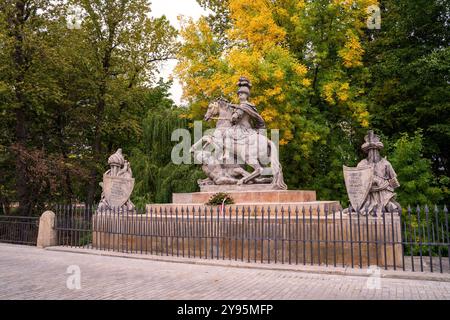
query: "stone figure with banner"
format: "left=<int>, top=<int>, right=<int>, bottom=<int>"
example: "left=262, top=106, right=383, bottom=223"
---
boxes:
left=190, top=76, right=287, bottom=191
left=343, top=130, right=401, bottom=215
left=97, top=148, right=135, bottom=212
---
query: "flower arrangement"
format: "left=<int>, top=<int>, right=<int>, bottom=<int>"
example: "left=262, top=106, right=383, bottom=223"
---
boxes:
left=205, top=192, right=234, bottom=206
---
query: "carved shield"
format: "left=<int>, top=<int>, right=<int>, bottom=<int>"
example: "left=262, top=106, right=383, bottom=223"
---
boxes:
left=343, top=165, right=374, bottom=211
left=102, top=175, right=135, bottom=208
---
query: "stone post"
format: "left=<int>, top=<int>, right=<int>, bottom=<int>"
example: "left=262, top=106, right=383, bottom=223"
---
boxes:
left=37, top=211, right=57, bottom=248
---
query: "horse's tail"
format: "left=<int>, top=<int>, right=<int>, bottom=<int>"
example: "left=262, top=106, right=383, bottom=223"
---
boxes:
left=268, top=140, right=287, bottom=190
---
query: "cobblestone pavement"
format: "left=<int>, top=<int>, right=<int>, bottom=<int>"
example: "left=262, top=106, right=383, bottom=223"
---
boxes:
left=1, top=243, right=450, bottom=300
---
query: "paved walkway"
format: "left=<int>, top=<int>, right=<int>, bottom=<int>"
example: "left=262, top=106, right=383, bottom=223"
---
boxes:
left=0, top=243, right=449, bottom=300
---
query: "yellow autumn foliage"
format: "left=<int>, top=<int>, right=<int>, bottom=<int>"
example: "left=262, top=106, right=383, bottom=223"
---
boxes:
left=176, top=0, right=375, bottom=144
left=338, top=30, right=365, bottom=68
left=261, top=107, right=279, bottom=122
left=228, top=0, right=286, bottom=51
left=301, top=78, right=312, bottom=87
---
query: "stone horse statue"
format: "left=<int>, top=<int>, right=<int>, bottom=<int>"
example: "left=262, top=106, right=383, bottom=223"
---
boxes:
left=190, top=98, right=287, bottom=190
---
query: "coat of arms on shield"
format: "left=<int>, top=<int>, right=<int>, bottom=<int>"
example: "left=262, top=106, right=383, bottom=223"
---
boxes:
left=97, top=149, right=135, bottom=212
left=102, top=175, right=135, bottom=208
left=343, top=165, right=374, bottom=211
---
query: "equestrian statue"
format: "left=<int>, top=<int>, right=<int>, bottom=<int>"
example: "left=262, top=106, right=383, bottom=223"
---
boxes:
left=190, top=77, right=287, bottom=190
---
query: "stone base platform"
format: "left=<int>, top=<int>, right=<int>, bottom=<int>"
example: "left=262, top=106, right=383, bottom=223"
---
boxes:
left=146, top=201, right=340, bottom=216
left=92, top=213, right=402, bottom=268
left=200, top=184, right=285, bottom=192
left=152, top=189, right=341, bottom=217
left=173, top=190, right=317, bottom=204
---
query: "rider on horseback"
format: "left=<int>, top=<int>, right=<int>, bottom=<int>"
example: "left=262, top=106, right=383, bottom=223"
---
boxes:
left=223, top=77, right=266, bottom=167
left=228, top=77, right=266, bottom=139
left=192, top=76, right=287, bottom=190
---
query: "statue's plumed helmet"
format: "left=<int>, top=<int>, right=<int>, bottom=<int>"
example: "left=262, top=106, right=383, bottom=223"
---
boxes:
left=237, top=76, right=251, bottom=96
left=361, top=130, right=384, bottom=153
left=108, top=148, right=125, bottom=166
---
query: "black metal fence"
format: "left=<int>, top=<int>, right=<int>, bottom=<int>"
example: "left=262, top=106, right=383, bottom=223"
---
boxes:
left=55, top=204, right=93, bottom=248
left=52, top=204, right=449, bottom=273
left=0, top=215, right=39, bottom=246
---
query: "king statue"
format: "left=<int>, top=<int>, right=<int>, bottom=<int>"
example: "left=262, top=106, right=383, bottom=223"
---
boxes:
left=191, top=76, right=287, bottom=190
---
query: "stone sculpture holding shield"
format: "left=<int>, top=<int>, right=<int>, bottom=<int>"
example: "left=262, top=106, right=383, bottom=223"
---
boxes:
left=97, top=148, right=135, bottom=212
left=343, top=130, right=401, bottom=215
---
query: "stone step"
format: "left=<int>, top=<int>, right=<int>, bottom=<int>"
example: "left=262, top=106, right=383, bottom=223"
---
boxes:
left=172, top=190, right=317, bottom=204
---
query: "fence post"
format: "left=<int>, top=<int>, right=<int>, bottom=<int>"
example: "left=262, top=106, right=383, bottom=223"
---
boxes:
left=37, top=211, right=57, bottom=248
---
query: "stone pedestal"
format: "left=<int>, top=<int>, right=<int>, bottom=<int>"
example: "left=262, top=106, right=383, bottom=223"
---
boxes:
left=152, top=189, right=340, bottom=217
left=146, top=202, right=340, bottom=216
left=173, top=190, right=317, bottom=204
left=93, top=189, right=406, bottom=268
left=37, top=211, right=57, bottom=248
left=91, top=212, right=402, bottom=268
left=200, top=184, right=287, bottom=192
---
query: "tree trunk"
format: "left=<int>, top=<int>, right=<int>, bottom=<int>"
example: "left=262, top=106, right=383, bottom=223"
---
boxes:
left=14, top=109, right=30, bottom=216
left=0, top=189, right=11, bottom=215
left=77, top=10, right=117, bottom=206
left=86, top=66, right=110, bottom=205
left=11, top=1, right=31, bottom=216
left=86, top=130, right=103, bottom=205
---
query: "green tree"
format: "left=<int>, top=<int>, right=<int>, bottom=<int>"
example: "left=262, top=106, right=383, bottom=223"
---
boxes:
left=366, top=0, right=450, bottom=186
left=177, top=0, right=375, bottom=200
left=130, top=83, right=202, bottom=207
left=0, top=0, right=179, bottom=214
left=0, top=1, right=79, bottom=214
left=197, top=0, right=231, bottom=48
left=67, top=0, right=178, bottom=204
left=388, top=131, right=444, bottom=206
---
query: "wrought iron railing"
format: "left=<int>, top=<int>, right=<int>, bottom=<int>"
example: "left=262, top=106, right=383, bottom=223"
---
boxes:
left=0, top=215, right=39, bottom=246
left=52, top=204, right=449, bottom=273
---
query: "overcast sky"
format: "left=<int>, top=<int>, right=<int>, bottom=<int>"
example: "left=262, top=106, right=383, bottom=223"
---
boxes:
left=150, top=0, right=209, bottom=106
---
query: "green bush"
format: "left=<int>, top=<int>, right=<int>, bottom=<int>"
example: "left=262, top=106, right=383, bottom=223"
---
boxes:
left=388, top=131, right=444, bottom=207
